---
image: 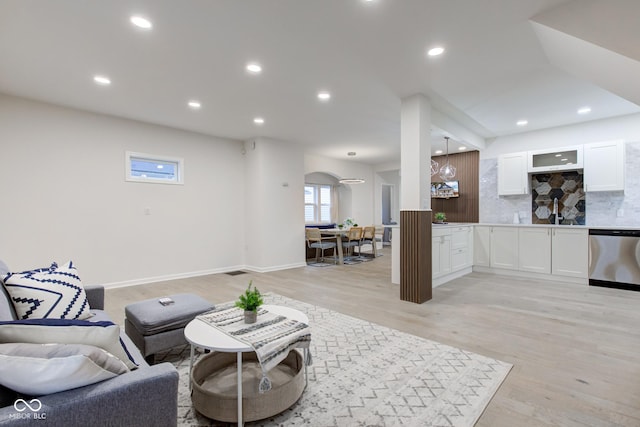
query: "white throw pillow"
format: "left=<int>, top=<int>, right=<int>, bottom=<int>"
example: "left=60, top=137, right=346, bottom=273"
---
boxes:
left=0, top=319, right=138, bottom=370
left=0, top=342, right=129, bottom=395
left=3, top=261, right=92, bottom=320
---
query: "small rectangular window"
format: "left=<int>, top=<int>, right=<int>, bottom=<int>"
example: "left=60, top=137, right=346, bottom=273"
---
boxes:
left=125, top=152, right=183, bottom=184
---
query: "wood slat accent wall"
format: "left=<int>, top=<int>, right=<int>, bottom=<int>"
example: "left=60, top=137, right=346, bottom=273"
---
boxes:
left=400, top=210, right=432, bottom=303
left=431, top=150, right=479, bottom=223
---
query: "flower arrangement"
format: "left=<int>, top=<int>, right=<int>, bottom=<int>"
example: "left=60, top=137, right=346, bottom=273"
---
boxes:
left=343, top=217, right=357, bottom=228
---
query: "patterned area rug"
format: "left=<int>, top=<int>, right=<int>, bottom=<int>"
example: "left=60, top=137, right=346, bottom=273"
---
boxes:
left=156, top=294, right=512, bottom=427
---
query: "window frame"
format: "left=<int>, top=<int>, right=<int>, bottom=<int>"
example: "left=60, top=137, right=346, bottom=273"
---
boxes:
left=125, top=151, right=184, bottom=185
left=305, top=183, right=332, bottom=224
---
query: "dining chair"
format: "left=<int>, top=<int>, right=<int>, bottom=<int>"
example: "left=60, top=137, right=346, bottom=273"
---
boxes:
left=305, top=228, right=337, bottom=265
left=360, top=226, right=378, bottom=259
left=341, top=227, right=363, bottom=263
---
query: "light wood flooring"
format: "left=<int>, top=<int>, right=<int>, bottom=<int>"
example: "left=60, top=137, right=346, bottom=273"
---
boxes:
left=105, top=248, right=640, bottom=426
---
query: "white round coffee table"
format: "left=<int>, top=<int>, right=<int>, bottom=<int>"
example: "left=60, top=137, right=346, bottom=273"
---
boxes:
left=184, top=305, right=309, bottom=426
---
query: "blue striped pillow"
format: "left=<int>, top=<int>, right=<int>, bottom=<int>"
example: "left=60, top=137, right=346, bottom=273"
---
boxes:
left=3, top=261, right=92, bottom=320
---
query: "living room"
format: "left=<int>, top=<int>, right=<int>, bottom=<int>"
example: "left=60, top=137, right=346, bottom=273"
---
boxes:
left=2, top=1, right=640, bottom=426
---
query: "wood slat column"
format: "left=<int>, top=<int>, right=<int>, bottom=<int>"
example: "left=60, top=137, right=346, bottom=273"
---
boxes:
left=400, top=210, right=432, bottom=303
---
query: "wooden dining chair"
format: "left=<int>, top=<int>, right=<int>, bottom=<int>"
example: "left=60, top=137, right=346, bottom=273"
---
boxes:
left=305, top=228, right=337, bottom=265
left=360, top=226, right=378, bottom=258
left=341, top=227, right=363, bottom=263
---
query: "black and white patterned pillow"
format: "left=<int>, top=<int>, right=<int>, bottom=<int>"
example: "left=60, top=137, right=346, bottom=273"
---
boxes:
left=2, top=261, right=92, bottom=320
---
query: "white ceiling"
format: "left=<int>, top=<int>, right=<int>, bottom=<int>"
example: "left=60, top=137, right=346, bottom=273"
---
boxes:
left=0, top=0, right=638, bottom=164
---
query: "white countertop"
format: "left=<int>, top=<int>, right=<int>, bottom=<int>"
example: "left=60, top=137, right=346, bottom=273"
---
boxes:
left=431, top=222, right=640, bottom=231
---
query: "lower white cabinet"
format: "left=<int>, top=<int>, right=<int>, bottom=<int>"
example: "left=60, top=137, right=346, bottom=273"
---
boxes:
left=473, top=226, right=491, bottom=267
left=518, top=227, right=551, bottom=274
left=551, top=228, right=588, bottom=278
left=472, top=225, right=588, bottom=283
left=490, top=227, right=519, bottom=270
left=432, top=231, right=451, bottom=278
left=433, top=226, right=472, bottom=281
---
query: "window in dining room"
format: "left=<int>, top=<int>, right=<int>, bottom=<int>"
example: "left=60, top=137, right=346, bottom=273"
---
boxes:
left=304, top=184, right=332, bottom=223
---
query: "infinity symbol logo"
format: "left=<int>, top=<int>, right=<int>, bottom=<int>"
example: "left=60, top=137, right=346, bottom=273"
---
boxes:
left=14, top=398, right=42, bottom=412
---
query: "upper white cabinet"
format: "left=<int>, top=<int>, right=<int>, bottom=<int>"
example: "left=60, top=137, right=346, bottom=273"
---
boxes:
left=583, top=140, right=625, bottom=192
left=498, top=152, right=528, bottom=195
left=527, top=145, right=583, bottom=173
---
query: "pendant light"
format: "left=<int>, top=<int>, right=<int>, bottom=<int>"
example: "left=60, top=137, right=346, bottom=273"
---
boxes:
left=430, top=159, right=439, bottom=176
left=439, top=136, right=456, bottom=180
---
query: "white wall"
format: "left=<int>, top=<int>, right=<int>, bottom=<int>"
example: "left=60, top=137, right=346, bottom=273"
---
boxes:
left=244, top=138, right=305, bottom=271
left=304, top=154, right=375, bottom=226
left=479, top=113, right=640, bottom=226
left=0, top=94, right=246, bottom=286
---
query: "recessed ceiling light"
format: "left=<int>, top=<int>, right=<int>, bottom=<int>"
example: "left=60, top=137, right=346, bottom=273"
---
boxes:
left=246, top=63, right=262, bottom=74
left=458, top=146, right=467, bottom=151
left=156, top=165, right=164, bottom=169
left=516, top=120, right=528, bottom=126
left=253, top=117, right=265, bottom=124
left=427, top=47, right=445, bottom=56
left=555, top=154, right=562, bottom=157
left=130, top=15, right=152, bottom=29
left=435, top=150, right=443, bottom=154
left=188, top=100, right=201, bottom=109
left=318, top=91, right=331, bottom=101
left=93, top=75, right=111, bottom=85
left=561, top=158, right=568, bottom=161
left=578, top=107, right=591, bottom=115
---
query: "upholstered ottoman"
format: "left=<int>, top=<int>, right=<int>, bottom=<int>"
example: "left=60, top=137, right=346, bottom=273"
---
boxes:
left=125, top=293, right=214, bottom=363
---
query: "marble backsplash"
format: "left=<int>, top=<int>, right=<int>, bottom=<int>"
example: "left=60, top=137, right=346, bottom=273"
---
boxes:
left=479, top=141, right=640, bottom=227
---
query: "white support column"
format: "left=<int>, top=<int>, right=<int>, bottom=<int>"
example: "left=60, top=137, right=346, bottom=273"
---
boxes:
left=400, top=94, right=432, bottom=210
left=398, top=94, right=433, bottom=303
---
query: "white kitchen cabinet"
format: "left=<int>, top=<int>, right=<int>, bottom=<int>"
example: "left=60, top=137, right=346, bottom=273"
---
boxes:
left=584, top=140, right=625, bottom=192
left=451, top=226, right=472, bottom=270
left=490, top=227, right=519, bottom=270
left=473, top=226, right=491, bottom=267
left=518, top=227, right=551, bottom=274
left=498, top=152, right=529, bottom=195
left=551, top=228, right=588, bottom=278
left=432, top=232, right=451, bottom=278
left=527, top=145, right=583, bottom=173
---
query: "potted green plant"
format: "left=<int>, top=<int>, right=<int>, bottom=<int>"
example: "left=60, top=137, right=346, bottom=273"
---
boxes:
left=235, top=281, right=264, bottom=324
left=434, top=212, right=447, bottom=223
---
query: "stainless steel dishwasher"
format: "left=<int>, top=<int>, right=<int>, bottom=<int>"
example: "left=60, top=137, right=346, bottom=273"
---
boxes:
left=589, top=228, right=640, bottom=291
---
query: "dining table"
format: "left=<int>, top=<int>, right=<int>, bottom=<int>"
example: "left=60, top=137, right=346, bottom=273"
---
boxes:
left=318, top=228, right=378, bottom=264
left=318, top=228, right=348, bottom=265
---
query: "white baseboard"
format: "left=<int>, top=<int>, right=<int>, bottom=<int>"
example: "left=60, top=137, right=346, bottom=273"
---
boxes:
left=472, top=266, right=588, bottom=285
left=243, top=262, right=307, bottom=273
left=433, top=267, right=473, bottom=288
left=100, top=262, right=307, bottom=289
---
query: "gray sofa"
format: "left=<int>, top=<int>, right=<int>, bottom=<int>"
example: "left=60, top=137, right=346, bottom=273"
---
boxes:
left=0, top=263, right=179, bottom=427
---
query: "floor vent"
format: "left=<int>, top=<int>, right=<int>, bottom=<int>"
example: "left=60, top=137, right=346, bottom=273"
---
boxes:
left=225, top=270, right=247, bottom=276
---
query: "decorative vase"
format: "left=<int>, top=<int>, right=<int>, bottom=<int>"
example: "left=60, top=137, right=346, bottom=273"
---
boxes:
left=244, top=310, right=257, bottom=324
